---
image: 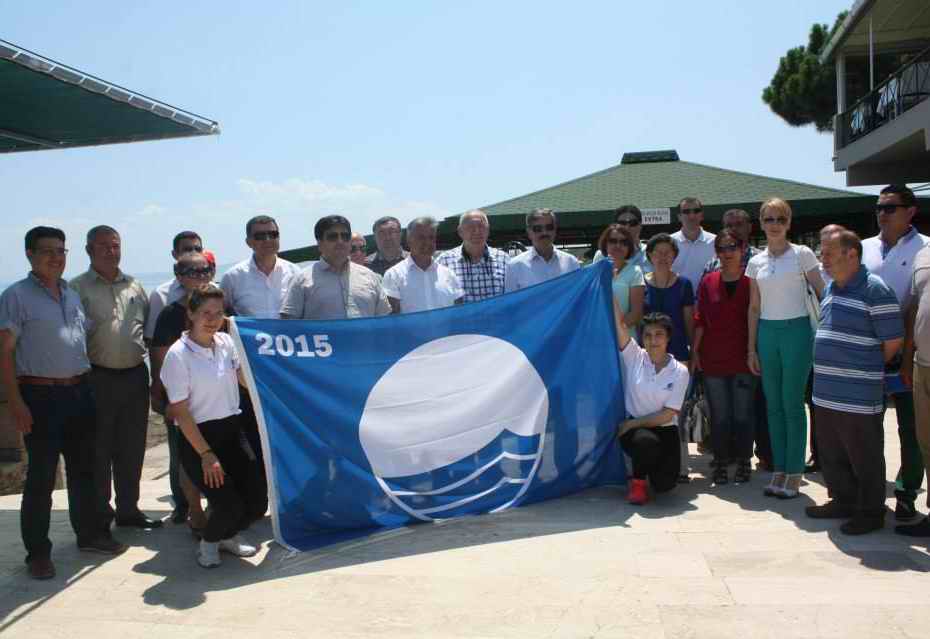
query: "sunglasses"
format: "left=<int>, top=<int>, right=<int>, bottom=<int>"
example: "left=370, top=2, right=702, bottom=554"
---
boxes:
left=252, top=230, right=280, bottom=241
left=761, top=216, right=789, bottom=225
left=324, top=231, right=351, bottom=242
left=681, top=207, right=703, bottom=215
left=177, top=266, right=213, bottom=278
left=350, top=244, right=366, bottom=253
left=875, top=204, right=905, bottom=215
left=616, top=218, right=640, bottom=227
left=717, top=244, right=741, bottom=253
left=530, top=223, right=555, bottom=233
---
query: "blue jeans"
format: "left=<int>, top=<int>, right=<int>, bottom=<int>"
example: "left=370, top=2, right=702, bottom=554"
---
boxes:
left=705, top=373, right=757, bottom=463
left=20, top=382, right=101, bottom=561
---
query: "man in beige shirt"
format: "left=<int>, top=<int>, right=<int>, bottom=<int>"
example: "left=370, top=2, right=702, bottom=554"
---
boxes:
left=281, top=215, right=391, bottom=320
left=71, top=225, right=161, bottom=531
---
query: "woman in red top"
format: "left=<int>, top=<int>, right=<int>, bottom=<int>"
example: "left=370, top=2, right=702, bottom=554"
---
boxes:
left=692, top=230, right=757, bottom=485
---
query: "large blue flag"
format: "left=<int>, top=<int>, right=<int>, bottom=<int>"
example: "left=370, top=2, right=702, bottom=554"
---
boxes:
left=231, top=260, right=625, bottom=551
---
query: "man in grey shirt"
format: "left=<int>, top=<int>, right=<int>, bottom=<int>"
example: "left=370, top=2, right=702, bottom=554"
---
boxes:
left=281, top=215, right=391, bottom=319
left=0, top=226, right=127, bottom=580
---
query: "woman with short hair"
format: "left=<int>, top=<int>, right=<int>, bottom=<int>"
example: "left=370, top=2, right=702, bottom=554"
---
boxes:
left=598, top=224, right=644, bottom=326
left=746, top=198, right=824, bottom=498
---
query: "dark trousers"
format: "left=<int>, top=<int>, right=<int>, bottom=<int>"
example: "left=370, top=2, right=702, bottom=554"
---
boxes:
left=806, top=372, right=819, bottom=464
left=705, top=373, right=756, bottom=463
left=884, top=391, right=923, bottom=503
left=239, top=390, right=268, bottom=519
left=88, top=364, right=150, bottom=528
left=178, top=415, right=265, bottom=543
left=814, top=406, right=886, bottom=519
left=166, top=418, right=188, bottom=512
left=753, top=382, right=772, bottom=464
left=620, top=425, right=679, bottom=493
left=20, top=382, right=101, bottom=561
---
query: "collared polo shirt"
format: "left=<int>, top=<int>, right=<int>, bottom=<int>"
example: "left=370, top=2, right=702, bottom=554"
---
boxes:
left=221, top=255, right=302, bottom=318
left=619, top=338, right=689, bottom=423
left=813, top=265, right=903, bottom=414
left=382, top=256, right=463, bottom=313
left=366, top=250, right=409, bottom=276
left=862, top=227, right=929, bottom=309
left=909, top=246, right=930, bottom=367
left=145, top=278, right=185, bottom=339
left=671, top=229, right=716, bottom=291
left=504, top=247, right=580, bottom=292
left=160, top=332, right=241, bottom=424
left=0, top=273, right=90, bottom=378
left=70, top=268, right=148, bottom=369
left=437, top=244, right=509, bottom=302
left=280, top=259, right=391, bottom=320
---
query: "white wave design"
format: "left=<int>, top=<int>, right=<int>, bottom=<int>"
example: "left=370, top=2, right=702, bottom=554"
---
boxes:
left=389, top=452, right=538, bottom=496
left=414, top=476, right=531, bottom=515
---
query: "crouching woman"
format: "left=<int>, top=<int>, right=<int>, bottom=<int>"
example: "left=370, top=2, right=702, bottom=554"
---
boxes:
left=161, top=284, right=265, bottom=568
left=614, top=298, right=690, bottom=505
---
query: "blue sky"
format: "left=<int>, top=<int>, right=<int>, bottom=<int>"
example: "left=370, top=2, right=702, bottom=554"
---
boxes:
left=1, top=1, right=860, bottom=283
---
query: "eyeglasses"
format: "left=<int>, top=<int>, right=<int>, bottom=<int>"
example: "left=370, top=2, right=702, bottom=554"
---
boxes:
left=34, top=247, right=68, bottom=257
left=177, top=266, right=213, bottom=278
left=252, top=230, right=280, bottom=241
left=761, top=216, right=789, bottom=225
left=875, top=204, right=905, bottom=215
left=717, top=244, right=741, bottom=253
left=530, top=223, right=555, bottom=233
left=350, top=244, right=366, bottom=253
left=616, top=218, right=640, bottom=227
left=324, top=231, right=351, bottom=242
left=681, top=207, right=703, bottom=215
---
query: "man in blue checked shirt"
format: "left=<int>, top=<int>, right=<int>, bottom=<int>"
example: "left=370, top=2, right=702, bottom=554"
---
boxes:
left=437, top=210, right=509, bottom=302
left=806, top=228, right=903, bottom=536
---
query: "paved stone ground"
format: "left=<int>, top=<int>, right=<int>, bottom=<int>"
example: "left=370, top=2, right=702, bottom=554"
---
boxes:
left=1, top=411, right=928, bottom=638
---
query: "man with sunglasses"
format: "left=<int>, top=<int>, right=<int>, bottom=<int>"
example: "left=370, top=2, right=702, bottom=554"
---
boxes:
left=861, top=185, right=929, bottom=525
left=505, top=208, right=579, bottom=292
left=672, top=197, right=716, bottom=292
left=702, top=209, right=760, bottom=276
left=350, top=233, right=369, bottom=267
left=221, top=215, right=301, bottom=319
left=592, top=205, right=650, bottom=272
left=281, top=215, right=390, bottom=319
left=144, top=231, right=204, bottom=342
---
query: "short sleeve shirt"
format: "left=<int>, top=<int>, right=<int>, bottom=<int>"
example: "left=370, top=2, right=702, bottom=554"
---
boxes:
left=160, top=332, right=241, bottom=424
left=861, top=228, right=928, bottom=309
left=151, top=301, right=188, bottom=349
left=619, top=338, right=690, bottom=423
left=504, top=247, right=580, bottom=292
left=70, top=269, right=149, bottom=369
left=145, top=278, right=185, bottom=339
left=436, top=245, right=509, bottom=302
left=611, top=262, right=645, bottom=314
left=221, top=256, right=302, bottom=318
left=745, top=244, right=820, bottom=320
left=0, top=274, right=91, bottom=378
left=382, top=257, right=464, bottom=313
left=280, top=260, right=391, bottom=320
left=909, top=246, right=930, bottom=367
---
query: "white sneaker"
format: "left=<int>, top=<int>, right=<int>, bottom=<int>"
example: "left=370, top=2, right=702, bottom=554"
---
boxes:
left=218, top=534, right=258, bottom=557
left=197, top=540, right=221, bottom=568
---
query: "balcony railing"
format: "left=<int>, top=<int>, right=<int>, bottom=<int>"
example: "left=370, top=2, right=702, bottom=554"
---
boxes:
left=837, top=44, right=930, bottom=150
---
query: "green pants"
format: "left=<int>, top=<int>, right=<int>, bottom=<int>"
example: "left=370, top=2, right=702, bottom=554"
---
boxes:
left=888, top=391, right=923, bottom=503
left=758, top=317, right=812, bottom=474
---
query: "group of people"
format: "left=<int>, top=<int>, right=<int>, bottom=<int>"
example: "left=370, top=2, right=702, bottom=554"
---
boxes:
left=2, top=185, right=929, bottom=580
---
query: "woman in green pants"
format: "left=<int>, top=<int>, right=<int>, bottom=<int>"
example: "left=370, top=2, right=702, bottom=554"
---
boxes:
left=746, top=198, right=825, bottom=498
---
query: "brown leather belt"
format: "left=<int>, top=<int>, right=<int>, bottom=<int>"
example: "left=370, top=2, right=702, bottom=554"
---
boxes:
left=18, top=373, right=88, bottom=387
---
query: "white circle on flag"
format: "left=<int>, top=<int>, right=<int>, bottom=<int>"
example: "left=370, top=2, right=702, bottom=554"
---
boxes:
left=359, top=334, right=548, bottom=519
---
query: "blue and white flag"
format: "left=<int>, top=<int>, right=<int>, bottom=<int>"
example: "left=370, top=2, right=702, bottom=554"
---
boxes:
left=231, top=260, right=625, bottom=551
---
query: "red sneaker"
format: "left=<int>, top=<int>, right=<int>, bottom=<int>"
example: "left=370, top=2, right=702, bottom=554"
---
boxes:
left=628, top=478, right=649, bottom=505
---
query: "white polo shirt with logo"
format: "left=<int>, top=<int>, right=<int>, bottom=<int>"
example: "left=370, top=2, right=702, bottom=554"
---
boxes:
left=160, top=332, right=241, bottom=424
left=862, top=227, right=929, bottom=309
left=620, top=338, right=689, bottom=424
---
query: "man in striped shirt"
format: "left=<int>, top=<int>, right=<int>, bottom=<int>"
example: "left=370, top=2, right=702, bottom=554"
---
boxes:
left=807, top=228, right=903, bottom=535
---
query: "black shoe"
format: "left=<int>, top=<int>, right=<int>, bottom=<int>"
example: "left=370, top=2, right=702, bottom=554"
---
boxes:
left=733, top=461, right=752, bottom=484
left=840, top=516, right=884, bottom=536
left=805, top=501, right=854, bottom=519
left=804, top=462, right=820, bottom=474
left=171, top=507, right=189, bottom=525
left=26, top=556, right=55, bottom=580
left=78, top=535, right=129, bottom=555
left=895, top=515, right=930, bottom=537
left=677, top=473, right=691, bottom=484
left=115, top=512, right=163, bottom=529
left=894, top=499, right=918, bottom=522
left=712, top=466, right=728, bottom=485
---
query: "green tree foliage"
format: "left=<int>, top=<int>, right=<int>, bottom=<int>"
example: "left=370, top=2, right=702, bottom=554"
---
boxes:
left=762, top=11, right=848, bottom=133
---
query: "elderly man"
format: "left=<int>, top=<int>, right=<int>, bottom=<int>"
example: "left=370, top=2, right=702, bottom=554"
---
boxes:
left=144, top=231, right=204, bottom=341
left=383, top=217, right=464, bottom=313
left=505, top=208, right=579, bottom=292
left=366, top=216, right=408, bottom=275
left=0, top=227, right=127, bottom=579
left=71, top=226, right=159, bottom=531
left=221, top=215, right=301, bottom=318
left=672, top=196, right=716, bottom=291
left=807, top=228, right=903, bottom=535
left=350, top=232, right=369, bottom=267
left=281, top=215, right=391, bottom=319
left=437, top=209, right=509, bottom=302
left=861, top=185, right=929, bottom=523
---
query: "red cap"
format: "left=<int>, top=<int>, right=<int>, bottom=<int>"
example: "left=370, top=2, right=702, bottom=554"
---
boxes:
left=203, top=250, right=216, bottom=268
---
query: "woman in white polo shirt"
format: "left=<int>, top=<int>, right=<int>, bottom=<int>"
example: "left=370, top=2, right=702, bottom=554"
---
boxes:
left=746, top=198, right=824, bottom=499
left=161, top=284, right=264, bottom=568
left=614, top=298, right=690, bottom=505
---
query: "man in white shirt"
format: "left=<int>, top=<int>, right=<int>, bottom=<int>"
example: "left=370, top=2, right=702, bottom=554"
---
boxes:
left=593, top=205, right=650, bottom=272
left=862, top=184, right=929, bottom=523
left=505, top=208, right=580, bottom=292
left=221, top=215, right=302, bottom=319
left=144, top=231, right=204, bottom=340
left=383, top=217, right=464, bottom=313
left=671, top=197, right=716, bottom=291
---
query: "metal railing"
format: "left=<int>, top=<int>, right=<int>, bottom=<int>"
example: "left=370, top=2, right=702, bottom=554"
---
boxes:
left=837, top=44, right=930, bottom=150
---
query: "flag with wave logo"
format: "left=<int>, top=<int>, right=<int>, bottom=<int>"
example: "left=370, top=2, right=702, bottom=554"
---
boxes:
left=230, top=260, right=625, bottom=551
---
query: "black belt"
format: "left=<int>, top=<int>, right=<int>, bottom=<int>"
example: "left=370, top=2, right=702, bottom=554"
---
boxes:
left=91, top=363, right=145, bottom=374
